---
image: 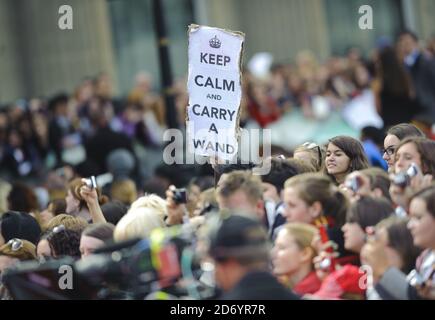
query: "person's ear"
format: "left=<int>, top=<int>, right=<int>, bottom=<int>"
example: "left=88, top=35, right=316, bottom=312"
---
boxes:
left=372, top=188, right=383, bottom=199
left=308, top=201, right=322, bottom=219
left=300, top=247, right=315, bottom=264
left=279, top=188, right=285, bottom=201
left=256, top=200, right=265, bottom=219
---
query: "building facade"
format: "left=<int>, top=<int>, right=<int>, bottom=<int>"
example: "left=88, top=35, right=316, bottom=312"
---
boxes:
left=0, top=0, right=434, bottom=104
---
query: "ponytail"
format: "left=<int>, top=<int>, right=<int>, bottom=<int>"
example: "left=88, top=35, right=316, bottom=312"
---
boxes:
left=285, top=173, right=349, bottom=227
left=323, top=186, right=349, bottom=228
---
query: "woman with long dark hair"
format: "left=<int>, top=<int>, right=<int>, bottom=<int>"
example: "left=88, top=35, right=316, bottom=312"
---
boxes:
left=373, top=46, right=417, bottom=129
left=323, top=136, right=369, bottom=185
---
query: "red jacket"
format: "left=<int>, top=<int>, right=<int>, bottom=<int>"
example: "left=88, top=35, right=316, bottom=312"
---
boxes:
left=293, top=271, right=322, bottom=295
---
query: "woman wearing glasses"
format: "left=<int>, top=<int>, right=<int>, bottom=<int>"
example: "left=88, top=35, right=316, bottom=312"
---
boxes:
left=388, top=137, right=435, bottom=211
left=382, top=123, right=425, bottom=172
left=324, top=136, right=369, bottom=185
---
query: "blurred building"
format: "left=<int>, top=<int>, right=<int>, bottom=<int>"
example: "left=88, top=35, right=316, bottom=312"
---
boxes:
left=0, top=0, right=434, bottom=103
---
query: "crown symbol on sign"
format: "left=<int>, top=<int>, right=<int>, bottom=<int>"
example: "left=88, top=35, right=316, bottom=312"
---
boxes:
left=209, top=35, right=221, bottom=49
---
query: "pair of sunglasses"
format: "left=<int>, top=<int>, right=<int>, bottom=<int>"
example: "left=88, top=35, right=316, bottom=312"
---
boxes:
left=7, top=238, right=24, bottom=251
left=302, top=142, right=322, bottom=167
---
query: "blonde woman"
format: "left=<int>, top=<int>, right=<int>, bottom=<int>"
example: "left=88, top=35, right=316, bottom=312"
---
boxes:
left=272, top=223, right=321, bottom=295
left=114, top=207, right=165, bottom=242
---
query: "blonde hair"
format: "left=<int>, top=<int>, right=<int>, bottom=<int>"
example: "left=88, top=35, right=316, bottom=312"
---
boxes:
left=293, top=145, right=324, bottom=171
left=282, top=223, right=318, bottom=253
left=114, top=207, right=165, bottom=242
left=45, top=214, right=89, bottom=233
left=129, top=194, right=167, bottom=220
left=200, top=188, right=217, bottom=208
left=0, top=239, right=37, bottom=260
left=0, top=180, right=11, bottom=215
left=111, top=179, right=137, bottom=205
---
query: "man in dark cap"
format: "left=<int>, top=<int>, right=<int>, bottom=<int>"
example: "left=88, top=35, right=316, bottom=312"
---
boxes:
left=208, top=213, right=299, bottom=300
left=0, top=211, right=41, bottom=245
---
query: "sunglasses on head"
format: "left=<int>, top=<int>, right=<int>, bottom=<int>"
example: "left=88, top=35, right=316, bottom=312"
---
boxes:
left=302, top=142, right=322, bottom=167
left=7, top=238, right=24, bottom=252
left=52, top=224, right=66, bottom=234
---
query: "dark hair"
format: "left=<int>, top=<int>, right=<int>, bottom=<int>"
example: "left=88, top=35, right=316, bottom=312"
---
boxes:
left=360, top=168, right=392, bottom=202
left=48, top=93, right=69, bottom=113
left=0, top=211, right=41, bottom=245
left=213, top=162, right=257, bottom=185
left=47, top=228, right=81, bottom=259
left=142, top=177, right=168, bottom=199
left=378, top=46, right=413, bottom=97
left=387, top=123, right=425, bottom=140
left=376, top=217, right=422, bottom=274
left=347, top=196, right=393, bottom=230
left=7, top=183, right=39, bottom=213
left=37, top=229, right=52, bottom=243
left=261, top=158, right=314, bottom=194
left=324, top=136, right=369, bottom=182
left=101, top=201, right=128, bottom=225
left=361, top=126, right=386, bottom=147
left=188, top=176, right=215, bottom=192
left=398, top=30, right=419, bottom=42
left=395, top=137, right=435, bottom=176
left=49, top=199, right=67, bottom=216
left=208, top=214, right=270, bottom=266
left=411, top=186, right=435, bottom=218
left=82, top=223, right=115, bottom=243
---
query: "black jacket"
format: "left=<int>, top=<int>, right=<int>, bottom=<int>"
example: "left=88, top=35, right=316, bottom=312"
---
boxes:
left=220, top=271, right=300, bottom=300
left=409, top=53, right=435, bottom=125
left=84, top=126, right=135, bottom=174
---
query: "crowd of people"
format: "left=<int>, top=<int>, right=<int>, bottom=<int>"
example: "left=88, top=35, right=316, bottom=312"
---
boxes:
left=1, top=31, right=435, bottom=183
left=0, top=121, right=434, bottom=300
left=0, top=29, right=435, bottom=300
left=242, top=30, right=435, bottom=134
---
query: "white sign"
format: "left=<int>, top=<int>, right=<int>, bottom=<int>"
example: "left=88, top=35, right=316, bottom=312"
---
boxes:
left=187, top=24, right=245, bottom=161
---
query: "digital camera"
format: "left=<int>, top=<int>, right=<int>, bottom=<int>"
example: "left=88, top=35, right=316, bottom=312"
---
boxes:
left=83, top=176, right=97, bottom=189
left=392, top=163, right=419, bottom=189
left=345, top=176, right=362, bottom=193
left=172, top=188, right=188, bottom=205
left=319, top=257, right=332, bottom=270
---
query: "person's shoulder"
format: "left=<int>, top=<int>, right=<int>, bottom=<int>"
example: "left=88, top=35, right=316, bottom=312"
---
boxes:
left=418, top=53, right=435, bottom=69
left=222, top=271, right=300, bottom=300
